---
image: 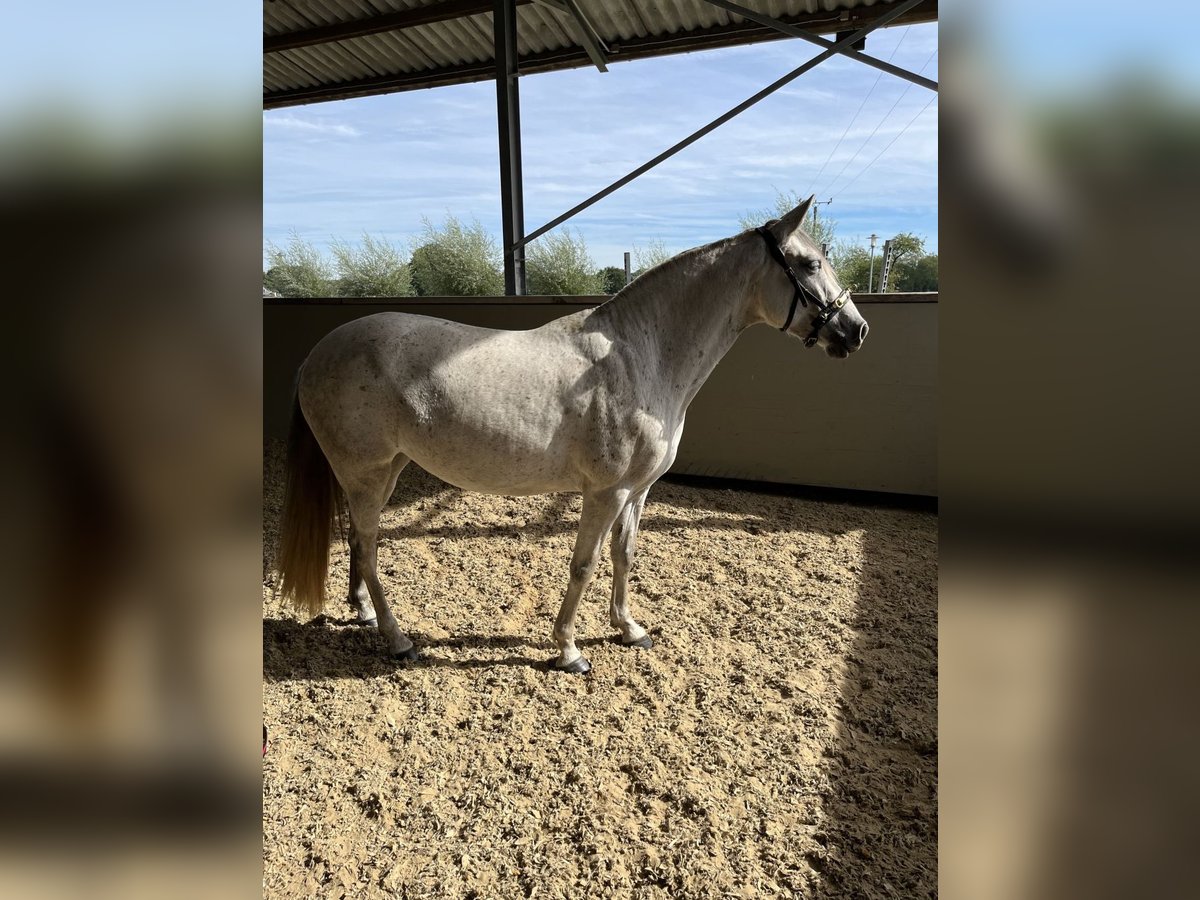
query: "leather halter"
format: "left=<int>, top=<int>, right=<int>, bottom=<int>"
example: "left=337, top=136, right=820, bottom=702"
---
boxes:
left=756, top=226, right=850, bottom=348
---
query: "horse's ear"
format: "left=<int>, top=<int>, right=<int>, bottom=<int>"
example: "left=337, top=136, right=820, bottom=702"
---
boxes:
left=769, top=195, right=814, bottom=238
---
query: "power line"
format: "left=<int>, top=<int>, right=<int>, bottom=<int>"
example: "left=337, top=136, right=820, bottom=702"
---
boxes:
left=819, top=47, right=936, bottom=197
left=816, top=47, right=937, bottom=198
left=831, top=93, right=937, bottom=198
left=806, top=26, right=910, bottom=198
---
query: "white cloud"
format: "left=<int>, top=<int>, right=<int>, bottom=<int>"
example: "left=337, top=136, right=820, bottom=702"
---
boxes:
left=264, top=113, right=361, bottom=138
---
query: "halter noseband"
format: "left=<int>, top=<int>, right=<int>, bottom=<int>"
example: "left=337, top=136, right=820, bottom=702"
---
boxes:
left=756, top=226, right=850, bottom=348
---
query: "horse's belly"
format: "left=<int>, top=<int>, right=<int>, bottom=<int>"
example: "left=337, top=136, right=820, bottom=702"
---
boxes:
left=397, top=414, right=583, bottom=496
left=408, top=447, right=580, bottom=496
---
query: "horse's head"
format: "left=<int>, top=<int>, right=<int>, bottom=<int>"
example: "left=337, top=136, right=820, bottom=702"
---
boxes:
left=759, top=195, right=868, bottom=358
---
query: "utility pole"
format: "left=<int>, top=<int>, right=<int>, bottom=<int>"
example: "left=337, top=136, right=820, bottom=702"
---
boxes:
left=867, top=233, right=879, bottom=292
left=623, top=251, right=632, bottom=286
left=810, top=197, right=833, bottom=236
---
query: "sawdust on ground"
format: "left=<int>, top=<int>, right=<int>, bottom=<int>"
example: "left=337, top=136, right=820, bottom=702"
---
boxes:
left=262, top=442, right=937, bottom=899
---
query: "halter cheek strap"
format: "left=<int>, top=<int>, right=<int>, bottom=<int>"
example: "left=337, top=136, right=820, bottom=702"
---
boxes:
left=756, top=226, right=850, bottom=348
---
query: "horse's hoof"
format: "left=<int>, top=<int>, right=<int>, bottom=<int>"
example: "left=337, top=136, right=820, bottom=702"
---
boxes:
left=391, top=645, right=420, bottom=663
left=554, top=656, right=592, bottom=675
left=621, top=634, right=654, bottom=650
left=355, top=617, right=378, bottom=628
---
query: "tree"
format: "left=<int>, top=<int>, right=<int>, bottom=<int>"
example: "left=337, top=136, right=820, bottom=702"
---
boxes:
left=408, top=245, right=435, bottom=296
left=525, top=229, right=605, bottom=295
left=409, top=215, right=504, bottom=296
left=631, top=240, right=673, bottom=278
left=895, top=252, right=938, bottom=292
left=831, top=242, right=874, bottom=292
left=877, top=233, right=927, bottom=292
left=263, top=232, right=335, bottom=297
left=331, top=233, right=413, bottom=297
left=597, top=266, right=627, bottom=294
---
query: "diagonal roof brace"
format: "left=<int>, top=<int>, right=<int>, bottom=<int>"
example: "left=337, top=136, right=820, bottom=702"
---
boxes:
left=699, top=0, right=937, bottom=92
left=533, top=0, right=609, bottom=72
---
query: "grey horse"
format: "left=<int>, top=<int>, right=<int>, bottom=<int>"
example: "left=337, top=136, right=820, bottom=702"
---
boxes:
left=276, top=196, right=868, bottom=673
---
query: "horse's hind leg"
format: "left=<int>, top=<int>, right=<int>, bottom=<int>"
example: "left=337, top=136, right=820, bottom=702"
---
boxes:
left=552, top=488, right=629, bottom=674
left=344, top=454, right=417, bottom=660
left=347, top=458, right=407, bottom=628
left=346, top=528, right=376, bottom=627
left=609, top=489, right=652, bottom=649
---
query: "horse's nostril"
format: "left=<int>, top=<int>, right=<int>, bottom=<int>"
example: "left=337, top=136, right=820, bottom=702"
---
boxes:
left=858, top=322, right=869, bottom=345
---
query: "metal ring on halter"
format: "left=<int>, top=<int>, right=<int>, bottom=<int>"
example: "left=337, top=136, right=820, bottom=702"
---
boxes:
left=756, top=226, right=848, bottom=346
left=801, top=288, right=850, bottom=347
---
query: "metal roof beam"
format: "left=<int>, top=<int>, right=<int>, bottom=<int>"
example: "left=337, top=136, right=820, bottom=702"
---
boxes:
left=265, top=0, right=533, bottom=54
left=263, top=1, right=938, bottom=108
left=514, top=0, right=925, bottom=249
left=699, top=0, right=937, bottom=92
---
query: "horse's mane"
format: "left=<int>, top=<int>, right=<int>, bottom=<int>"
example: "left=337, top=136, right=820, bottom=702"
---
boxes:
left=603, top=231, right=751, bottom=306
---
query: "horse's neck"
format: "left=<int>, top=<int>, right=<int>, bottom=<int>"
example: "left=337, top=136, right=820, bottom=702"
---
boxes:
left=598, top=236, right=761, bottom=407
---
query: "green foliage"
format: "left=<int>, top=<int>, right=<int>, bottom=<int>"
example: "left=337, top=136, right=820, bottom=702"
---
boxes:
left=630, top=240, right=674, bottom=278
left=597, top=266, right=628, bottom=294
left=408, top=245, right=435, bottom=296
left=330, top=233, right=413, bottom=297
left=832, top=233, right=938, bottom=293
left=263, top=232, right=335, bottom=297
left=525, top=229, right=605, bottom=296
left=877, top=233, right=927, bottom=292
left=831, top=242, right=874, bottom=292
left=259, top=207, right=938, bottom=301
left=633, top=240, right=672, bottom=271
left=409, top=215, right=504, bottom=296
left=895, top=252, right=938, bottom=292
left=887, top=233, right=925, bottom=266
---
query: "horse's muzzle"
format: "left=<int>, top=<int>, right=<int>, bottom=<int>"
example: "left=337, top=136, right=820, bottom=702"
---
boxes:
left=826, top=319, right=867, bottom=358
left=848, top=321, right=869, bottom=351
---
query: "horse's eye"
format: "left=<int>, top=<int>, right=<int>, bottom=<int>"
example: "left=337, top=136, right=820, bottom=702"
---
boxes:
left=808, top=260, right=821, bottom=273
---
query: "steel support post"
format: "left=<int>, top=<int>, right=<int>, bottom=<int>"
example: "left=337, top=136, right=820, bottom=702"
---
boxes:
left=494, top=0, right=526, bottom=294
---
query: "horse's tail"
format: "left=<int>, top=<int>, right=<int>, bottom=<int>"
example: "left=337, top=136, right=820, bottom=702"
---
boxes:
left=277, top=389, right=338, bottom=619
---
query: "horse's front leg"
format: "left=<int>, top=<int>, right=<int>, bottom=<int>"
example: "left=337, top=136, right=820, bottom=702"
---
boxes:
left=552, top=488, right=629, bottom=674
left=609, top=489, right=652, bottom=649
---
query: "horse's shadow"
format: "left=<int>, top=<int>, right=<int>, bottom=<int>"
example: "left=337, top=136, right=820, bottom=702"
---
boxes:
left=262, top=616, right=633, bottom=681
left=266, top=446, right=927, bottom=573
left=373, top=467, right=919, bottom=545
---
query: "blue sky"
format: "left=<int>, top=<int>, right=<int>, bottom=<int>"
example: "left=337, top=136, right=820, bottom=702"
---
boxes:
left=965, top=0, right=1200, bottom=96
left=264, top=22, right=938, bottom=269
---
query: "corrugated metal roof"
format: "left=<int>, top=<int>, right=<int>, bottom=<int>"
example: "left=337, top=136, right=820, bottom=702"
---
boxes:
left=263, top=0, right=936, bottom=108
